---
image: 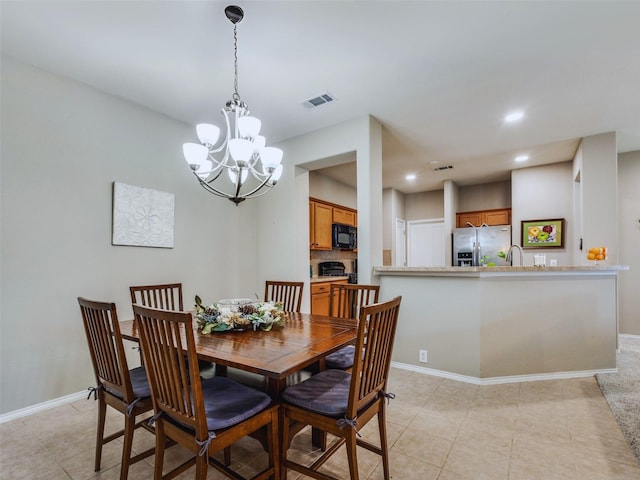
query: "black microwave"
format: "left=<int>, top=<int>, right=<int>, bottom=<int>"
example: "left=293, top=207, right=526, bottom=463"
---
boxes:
left=332, top=223, right=357, bottom=250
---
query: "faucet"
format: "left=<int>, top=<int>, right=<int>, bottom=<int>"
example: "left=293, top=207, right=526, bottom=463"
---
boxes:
left=505, top=244, right=523, bottom=266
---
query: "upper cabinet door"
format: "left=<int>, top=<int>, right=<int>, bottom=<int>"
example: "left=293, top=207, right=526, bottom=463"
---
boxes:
left=456, top=212, right=483, bottom=228
left=333, top=207, right=356, bottom=227
left=310, top=201, right=333, bottom=250
left=484, top=209, right=511, bottom=226
left=456, top=208, right=511, bottom=227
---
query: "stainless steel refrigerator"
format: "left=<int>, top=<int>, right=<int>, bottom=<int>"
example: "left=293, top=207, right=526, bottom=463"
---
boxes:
left=452, top=225, right=512, bottom=266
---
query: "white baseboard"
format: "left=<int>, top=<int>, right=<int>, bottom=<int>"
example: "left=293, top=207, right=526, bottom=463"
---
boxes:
left=0, top=390, right=87, bottom=424
left=620, top=333, right=640, bottom=340
left=390, top=361, right=617, bottom=385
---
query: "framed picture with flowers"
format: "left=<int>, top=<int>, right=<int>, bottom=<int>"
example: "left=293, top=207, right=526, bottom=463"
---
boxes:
left=521, top=218, right=565, bottom=249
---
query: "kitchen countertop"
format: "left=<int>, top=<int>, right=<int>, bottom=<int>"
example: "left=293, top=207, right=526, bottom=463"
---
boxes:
left=310, top=275, right=349, bottom=284
left=373, top=265, right=628, bottom=277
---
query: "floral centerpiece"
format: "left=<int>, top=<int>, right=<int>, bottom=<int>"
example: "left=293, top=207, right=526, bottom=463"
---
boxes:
left=194, top=296, right=286, bottom=333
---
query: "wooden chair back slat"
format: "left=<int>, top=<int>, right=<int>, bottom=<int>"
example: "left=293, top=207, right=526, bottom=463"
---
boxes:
left=130, top=283, right=184, bottom=311
left=78, top=297, right=134, bottom=403
left=133, top=305, right=206, bottom=433
left=264, top=280, right=304, bottom=313
left=329, top=283, right=380, bottom=319
left=347, top=296, right=401, bottom=418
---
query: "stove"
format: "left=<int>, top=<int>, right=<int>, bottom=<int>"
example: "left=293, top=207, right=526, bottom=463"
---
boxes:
left=318, top=261, right=358, bottom=284
left=318, top=261, right=346, bottom=276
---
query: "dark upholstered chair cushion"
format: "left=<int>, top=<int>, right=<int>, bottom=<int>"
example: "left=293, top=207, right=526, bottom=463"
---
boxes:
left=105, top=366, right=151, bottom=399
left=129, top=366, right=152, bottom=398
left=324, top=345, right=355, bottom=370
left=281, top=369, right=351, bottom=417
left=201, top=376, right=272, bottom=430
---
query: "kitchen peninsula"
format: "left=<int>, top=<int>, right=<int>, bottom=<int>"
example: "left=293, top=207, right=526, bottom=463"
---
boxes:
left=373, top=265, right=629, bottom=382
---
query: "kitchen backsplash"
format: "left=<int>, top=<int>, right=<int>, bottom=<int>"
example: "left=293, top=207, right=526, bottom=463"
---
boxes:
left=310, top=250, right=357, bottom=276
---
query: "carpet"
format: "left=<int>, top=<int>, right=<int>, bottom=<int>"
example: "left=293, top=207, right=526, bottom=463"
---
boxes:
left=596, top=335, right=640, bottom=466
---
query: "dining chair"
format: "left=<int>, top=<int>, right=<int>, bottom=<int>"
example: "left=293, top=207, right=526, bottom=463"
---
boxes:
left=78, top=297, right=156, bottom=480
left=129, top=282, right=183, bottom=310
left=324, top=283, right=380, bottom=370
left=264, top=280, right=304, bottom=313
left=281, top=296, right=402, bottom=480
left=130, top=282, right=216, bottom=377
left=133, top=304, right=280, bottom=480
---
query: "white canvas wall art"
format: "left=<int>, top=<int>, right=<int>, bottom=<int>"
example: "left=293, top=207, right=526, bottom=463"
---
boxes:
left=112, top=182, right=175, bottom=248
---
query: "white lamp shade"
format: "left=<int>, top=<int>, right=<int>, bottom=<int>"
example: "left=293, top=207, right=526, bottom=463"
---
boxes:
left=237, top=116, right=261, bottom=138
left=196, top=124, right=220, bottom=146
left=228, top=168, right=248, bottom=185
left=195, top=160, right=213, bottom=178
left=252, top=135, right=266, bottom=153
left=183, top=142, right=209, bottom=166
left=264, top=164, right=283, bottom=185
left=261, top=147, right=283, bottom=169
left=228, top=138, right=253, bottom=162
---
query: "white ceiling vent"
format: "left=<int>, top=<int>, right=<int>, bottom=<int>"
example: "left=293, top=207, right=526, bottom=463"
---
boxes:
left=433, top=165, right=454, bottom=171
left=300, top=91, right=336, bottom=109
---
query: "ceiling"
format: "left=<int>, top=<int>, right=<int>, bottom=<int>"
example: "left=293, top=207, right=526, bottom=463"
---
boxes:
left=2, top=1, right=639, bottom=194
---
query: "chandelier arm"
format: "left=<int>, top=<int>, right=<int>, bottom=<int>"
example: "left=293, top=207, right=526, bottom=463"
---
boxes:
left=234, top=185, right=276, bottom=200
left=201, top=168, right=224, bottom=184
left=247, top=166, right=271, bottom=182
left=219, top=107, right=234, bottom=157
left=232, top=167, right=245, bottom=199
left=196, top=173, right=235, bottom=198
left=232, top=173, right=274, bottom=198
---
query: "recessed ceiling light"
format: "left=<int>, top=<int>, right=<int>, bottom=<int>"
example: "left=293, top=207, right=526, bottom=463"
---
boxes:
left=515, top=155, right=529, bottom=162
left=405, top=174, right=416, bottom=181
left=504, top=111, right=524, bottom=123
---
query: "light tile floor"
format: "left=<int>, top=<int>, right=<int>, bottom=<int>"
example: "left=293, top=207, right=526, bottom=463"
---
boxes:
left=1, top=368, right=639, bottom=479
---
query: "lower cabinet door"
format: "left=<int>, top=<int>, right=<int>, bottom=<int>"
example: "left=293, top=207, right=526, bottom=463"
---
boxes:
left=311, top=292, right=330, bottom=316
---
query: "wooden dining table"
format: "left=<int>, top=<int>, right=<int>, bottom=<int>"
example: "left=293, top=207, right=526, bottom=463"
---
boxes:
left=119, top=311, right=357, bottom=398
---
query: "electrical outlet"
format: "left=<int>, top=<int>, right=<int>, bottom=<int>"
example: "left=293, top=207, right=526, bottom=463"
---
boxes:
left=419, top=349, right=428, bottom=363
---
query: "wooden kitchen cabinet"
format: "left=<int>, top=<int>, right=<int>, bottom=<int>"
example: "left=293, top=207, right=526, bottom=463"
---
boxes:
left=333, top=206, right=356, bottom=226
left=456, top=208, right=511, bottom=228
left=309, top=200, right=333, bottom=250
left=311, top=279, right=348, bottom=315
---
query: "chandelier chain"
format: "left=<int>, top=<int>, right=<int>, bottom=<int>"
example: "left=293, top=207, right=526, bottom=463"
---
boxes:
left=233, top=24, right=239, bottom=101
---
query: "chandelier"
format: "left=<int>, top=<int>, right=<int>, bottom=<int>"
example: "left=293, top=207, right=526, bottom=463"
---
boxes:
left=182, top=5, right=283, bottom=205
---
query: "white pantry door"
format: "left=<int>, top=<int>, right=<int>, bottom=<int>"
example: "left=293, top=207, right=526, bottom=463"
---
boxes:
left=394, top=218, right=406, bottom=266
left=407, top=220, right=445, bottom=267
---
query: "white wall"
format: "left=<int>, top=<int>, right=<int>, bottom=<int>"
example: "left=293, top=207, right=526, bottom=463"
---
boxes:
left=458, top=180, right=511, bottom=211
left=309, top=171, right=357, bottom=209
left=511, top=162, right=574, bottom=266
left=382, top=188, right=406, bottom=266
left=618, top=151, right=640, bottom=334
left=580, top=132, right=618, bottom=264
left=0, top=58, right=259, bottom=413
left=405, top=190, right=444, bottom=221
